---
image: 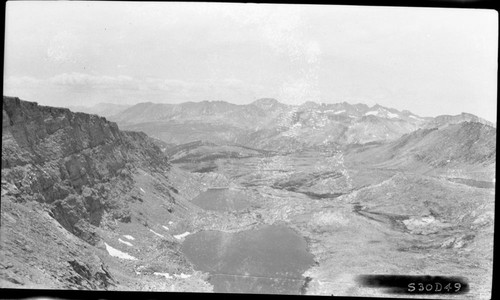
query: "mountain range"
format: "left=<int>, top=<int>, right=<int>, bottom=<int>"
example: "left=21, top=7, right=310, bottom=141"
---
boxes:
left=87, top=98, right=494, bottom=153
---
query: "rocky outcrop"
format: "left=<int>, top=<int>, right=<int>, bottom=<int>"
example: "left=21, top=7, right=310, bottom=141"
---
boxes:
left=1, top=96, right=192, bottom=289
left=2, top=96, right=171, bottom=243
left=1, top=194, right=115, bottom=289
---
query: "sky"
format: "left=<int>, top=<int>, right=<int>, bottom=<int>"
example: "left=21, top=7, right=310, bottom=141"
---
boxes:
left=3, top=2, right=498, bottom=122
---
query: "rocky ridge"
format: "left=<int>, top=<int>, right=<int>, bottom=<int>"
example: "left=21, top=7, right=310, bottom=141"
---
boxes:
left=2, top=96, right=171, bottom=243
left=108, top=98, right=493, bottom=152
left=1, top=96, right=211, bottom=291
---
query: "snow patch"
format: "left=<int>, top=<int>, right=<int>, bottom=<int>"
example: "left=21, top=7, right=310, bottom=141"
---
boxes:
left=149, top=229, right=165, bottom=238
left=365, top=111, right=379, bottom=116
left=123, top=235, right=135, bottom=240
left=154, top=272, right=173, bottom=279
left=118, top=238, right=133, bottom=247
left=174, top=232, right=191, bottom=240
left=162, top=225, right=170, bottom=231
left=333, top=110, right=345, bottom=114
left=140, top=188, right=146, bottom=194
left=104, top=243, right=137, bottom=260
left=402, top=215, right=447, bottom=235
left=409, top=115, right=422, bottom=120
left=154, top=272, right=191, bottom=280
left=168, top=221, right=174, bottom=225
left=387, top=112, right=399, bottom=119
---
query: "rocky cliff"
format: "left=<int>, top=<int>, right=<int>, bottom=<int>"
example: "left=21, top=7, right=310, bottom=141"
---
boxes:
left=1, top=96, right=207, bottom=290
left=2, top=96, right=171, bottom=242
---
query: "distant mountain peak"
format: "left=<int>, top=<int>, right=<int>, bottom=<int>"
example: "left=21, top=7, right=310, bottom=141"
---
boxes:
left=424, top=112, right=494, bottom=129
left=201, top=100, right=225, bottom=103
left=136, top=101, right=155, bottom=106
left=300, top=101, right=320, bottom=109
left=460, top=112, right=478, bottom=118
left=250, top=98, right=284, bottom=109
left=252, top=98, right=279, bottom=104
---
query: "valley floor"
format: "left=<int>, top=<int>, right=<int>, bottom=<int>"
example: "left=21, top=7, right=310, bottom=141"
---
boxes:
left=1, top=152, right=494, bottom=298
left=175, top=152, right=494, bottom=298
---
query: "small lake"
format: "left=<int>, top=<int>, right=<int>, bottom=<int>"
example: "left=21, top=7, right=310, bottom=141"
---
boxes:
left=181, top=224, right=315, bottom=294
left=191, top=188, right=252, bottom=212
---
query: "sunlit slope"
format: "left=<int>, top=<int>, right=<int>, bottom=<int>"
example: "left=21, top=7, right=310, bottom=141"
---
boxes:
left=346, top=122, right=496, bottom=180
